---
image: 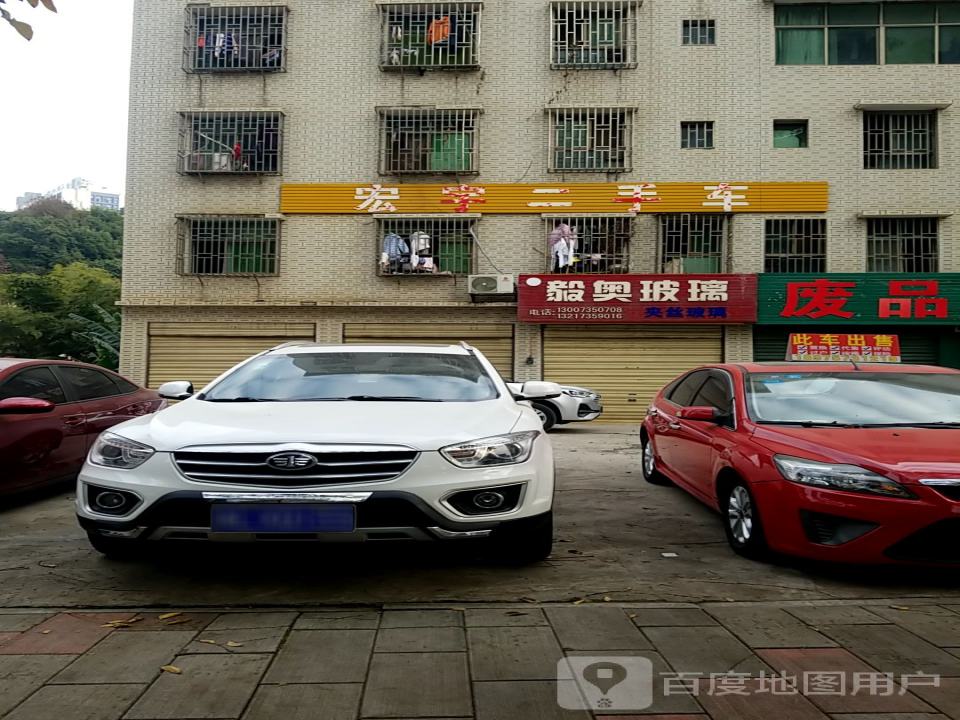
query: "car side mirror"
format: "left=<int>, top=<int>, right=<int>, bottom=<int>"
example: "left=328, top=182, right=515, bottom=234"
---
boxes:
left=157, top=381, right=194, bottom=401
left=677, top=406, right=722, bottom=422
left=515, top=381, right=563, bottom=401
left=0, top=397, right=55, bottom=414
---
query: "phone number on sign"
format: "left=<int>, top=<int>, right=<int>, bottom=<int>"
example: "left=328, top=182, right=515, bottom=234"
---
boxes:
left=555, top=306, right=625, bottom=320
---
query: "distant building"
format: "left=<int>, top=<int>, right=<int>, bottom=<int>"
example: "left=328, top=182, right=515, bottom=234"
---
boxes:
left=16, top=178, right=121, bottom=212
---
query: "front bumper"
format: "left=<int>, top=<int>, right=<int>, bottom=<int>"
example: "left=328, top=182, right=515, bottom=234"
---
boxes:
left=556, top=396, right=603, bottom=423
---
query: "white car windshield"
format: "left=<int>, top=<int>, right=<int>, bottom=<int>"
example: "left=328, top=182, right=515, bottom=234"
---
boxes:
left=746, top=372, right=960, bottom=427
left=203, top=352, right=499, bottom=402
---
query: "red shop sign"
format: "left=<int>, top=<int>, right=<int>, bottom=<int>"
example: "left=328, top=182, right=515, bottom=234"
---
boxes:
left=518, top=274, right=758, bottom=324
left=786, top=332, right=902, bottom=363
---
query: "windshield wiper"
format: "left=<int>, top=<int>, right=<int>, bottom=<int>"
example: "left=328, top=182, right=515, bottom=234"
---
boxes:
left=342, top=395, right=442, bottom=402
left=858, top=422, right=960, bottom=429
left=204, top=397, right=277, bottom=403
left=756, top=420, right=864, bottom=428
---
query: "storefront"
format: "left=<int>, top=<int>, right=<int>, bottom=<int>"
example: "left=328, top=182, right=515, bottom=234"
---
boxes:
left=518, top=274, right=757, bottom=422
left=754, top=274, right=960, bottom=368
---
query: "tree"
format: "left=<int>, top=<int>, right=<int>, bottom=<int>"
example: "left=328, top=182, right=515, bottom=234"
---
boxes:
left=0, top=0, right=56, bottom=41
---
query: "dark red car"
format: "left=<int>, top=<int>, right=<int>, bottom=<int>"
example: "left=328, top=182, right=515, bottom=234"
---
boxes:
left=641, top=363, right=960, bottom=565
left=0, top=359, right=164, bottom=495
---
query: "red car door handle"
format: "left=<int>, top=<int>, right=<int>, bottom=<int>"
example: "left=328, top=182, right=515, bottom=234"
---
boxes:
left=668, top=422, right=681, bottom=430
left=63, top=415, right=85, bottom=427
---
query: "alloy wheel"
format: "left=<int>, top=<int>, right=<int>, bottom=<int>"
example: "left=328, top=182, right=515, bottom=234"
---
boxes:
left=643, top=441, right=656, bottom=477
left=727, top=485, right=753, bottom=544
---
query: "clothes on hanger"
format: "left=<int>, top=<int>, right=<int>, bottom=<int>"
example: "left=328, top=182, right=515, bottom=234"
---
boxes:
left=427, top=16, right=451, bottom=45
left=549, top=223, right=578, bottom=271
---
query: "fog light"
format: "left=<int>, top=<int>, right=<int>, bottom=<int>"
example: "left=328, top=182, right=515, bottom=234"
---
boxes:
left=445, top=484, right=524, bottom=516
left=87, top=485, right=141, bottom=516
left=473, top=491, right=505, bottom=510
left=94, top=492, right=126, bottom=510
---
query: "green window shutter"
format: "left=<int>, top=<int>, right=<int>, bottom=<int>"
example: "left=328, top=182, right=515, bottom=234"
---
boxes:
left=776, top=28, right=825, bottom=64
left=438, top=237, right=472, bottom=274
left=430, top=133, right=471, bottom=172
left=886, top=26, right=935, bottom=64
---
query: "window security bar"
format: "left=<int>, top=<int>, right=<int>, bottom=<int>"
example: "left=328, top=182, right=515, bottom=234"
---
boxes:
left=176, top=216, right=280, bottom=276
left=178, top=112, right=283, bottom=175
left=682, top=19, right=716, bottom=45
left=380, top=2, right=482, bottom=70
left=379, top=108, right=479, bottom=174
left=183, top=6, right=287, bottom=73
left=863, top=111, right=937, bottom=170
left=544, top=216, right=631, bottom=273
left=867, top=217, right=938, bottom=273
left=659, top=214, right=726, bottom=273
left=681, top=121, right=714, bottom=149
left=378, top=217, right=475, bottom=276
left=550, top=1, right=638, bottom=69
left=764, top=219, right=826, bottom=273
left=549, top=107, right=633, bottom=172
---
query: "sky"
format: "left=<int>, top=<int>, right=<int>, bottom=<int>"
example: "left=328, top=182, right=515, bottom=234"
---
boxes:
left=0, top=0, right=133, bottom=210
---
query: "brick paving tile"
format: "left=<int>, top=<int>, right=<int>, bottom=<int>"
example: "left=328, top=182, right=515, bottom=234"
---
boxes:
left=468, top=626, right=564, bottom=681
left=243, top=683, right=362, bottom=720
left=757, top=648, right=935, bottom=714
left=643, top=626, right=770, bottom=675
left=362, top=652, right=472, bottom=718
left=184, top=628, right=286, bottom=654
left=695, top=677, right=829, bottom=719
left=473, top=681, right=591, bottom=720
left=374, top=626, right=466, bottom=653
left=595, top=717, right=710, bottom=720
left=626, top=608, right=718, bottom=627
left=263, top=630, right=375, bottom=683
left=869, top=607, right=960, bottom=649
left=204, top=612, right=297, bottom=631
left=0, top=632, right=19, bottom=647
left=3, top=683, right=144, bottom=720
left=380, top=610, right=463, bottom=628
left=545, top=606, right=652, bottom=651
left=910, top=677, right=960, bottom=719
left=0, top=613, right=112, bottom=655
left=78, top=612, right=215, bottom=633
left=828, top=714, right=949, bottom=719
left=465, top=608, right=548, bottom=627
left=0, top=614, right=52, bottom=632
left=51, top=631, right=195, bottom=684
left=124, top=653, right=270, bottom=719
left=707, top=607, right=836, bottom=649
left=0, top=655, right=74, bottom=717
left=293, top=609, right=380, bottom=630
left=784, top=606, right=888, bottom=627
left=820, top=625, right=960, bottom=677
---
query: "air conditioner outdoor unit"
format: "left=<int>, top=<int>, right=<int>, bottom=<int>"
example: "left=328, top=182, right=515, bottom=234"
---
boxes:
left=469, top=274, right=515, bottom=302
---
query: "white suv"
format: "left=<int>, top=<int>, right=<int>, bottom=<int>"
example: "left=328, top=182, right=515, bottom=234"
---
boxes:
left=76, top=343, right=559, bottom=563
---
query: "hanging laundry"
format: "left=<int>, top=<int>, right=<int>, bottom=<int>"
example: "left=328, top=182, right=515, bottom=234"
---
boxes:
left=233, top=142, right=242, bottom=161
left=409, top=231, right=431, bottom=254
left=382, top=233, right=410, bottom=263
left=391, top=25, right=403, bottom=41
left=549, top=224, right=578, bottom=271
left=427, top=16, right=451, bottom=45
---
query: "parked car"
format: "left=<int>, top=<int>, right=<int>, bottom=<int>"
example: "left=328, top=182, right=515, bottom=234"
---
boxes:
left=641, top=362, right=960, bottom=565
left=77, top=343, right=559, bottom=562
left=0, top=359, right=164, bottom=496
left=506, top=381, right=602, bottom=431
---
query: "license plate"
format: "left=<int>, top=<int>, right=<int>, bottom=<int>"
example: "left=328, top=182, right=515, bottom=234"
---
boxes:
left=211, top=504, right=356, bottom=533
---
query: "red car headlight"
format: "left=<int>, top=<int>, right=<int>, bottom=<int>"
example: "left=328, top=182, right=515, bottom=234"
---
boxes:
left=774, top=455, right=917, bottom=500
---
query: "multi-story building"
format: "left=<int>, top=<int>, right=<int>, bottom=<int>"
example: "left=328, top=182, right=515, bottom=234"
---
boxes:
left=17, top=178, right=121, bottom=212
left=121, top=1, right=959, bottom=421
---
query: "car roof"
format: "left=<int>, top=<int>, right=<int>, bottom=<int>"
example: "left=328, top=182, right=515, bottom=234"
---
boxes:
left=732, top=362, right=960, bottom=374
left=0, top=358, right=129, bottom=374
left=272, top=343, right=473, bottom=356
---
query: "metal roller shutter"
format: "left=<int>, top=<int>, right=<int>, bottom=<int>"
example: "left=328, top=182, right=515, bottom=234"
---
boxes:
left=147, top=322, right=316, bottom=389
left=342, top=323, right=515, bottom=378
left=752, top=327, right=940, bottom=366
left=543, top=326, right=724, bottom=423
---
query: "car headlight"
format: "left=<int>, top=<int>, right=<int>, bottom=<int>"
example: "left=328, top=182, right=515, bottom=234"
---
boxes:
left=89, top=433, right=155, bottom=470
left=774, top=455, right=915, bottom=499
left=441, top=431, right=540, bottom=468
left=563, top=389, right=594, bottom=399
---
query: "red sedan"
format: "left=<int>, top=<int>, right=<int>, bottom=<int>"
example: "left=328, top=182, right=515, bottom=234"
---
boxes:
left=0, top=359, right=164, bottom=496
left=641, top=363, right=960, bottom=565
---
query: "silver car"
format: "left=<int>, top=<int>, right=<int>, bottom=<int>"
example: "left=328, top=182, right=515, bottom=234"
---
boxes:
left=507, top=382, right=602, bottom=431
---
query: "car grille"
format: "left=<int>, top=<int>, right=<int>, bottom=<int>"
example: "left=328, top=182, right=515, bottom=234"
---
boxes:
left=885, top=518, right=960, bottom=563
left=173, top=449, right=419, bottom=487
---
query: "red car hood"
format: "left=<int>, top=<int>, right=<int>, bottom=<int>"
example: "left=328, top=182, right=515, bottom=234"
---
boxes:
left=750, top=425, right=960, bottom=483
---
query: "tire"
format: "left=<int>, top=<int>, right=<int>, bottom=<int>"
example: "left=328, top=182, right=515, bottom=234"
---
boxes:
left=532, top=402, right=558, bottom=432
left=721, top=481, right=770, bottom=561
left=487, top=512, right=554, bottom=565
left=641, top=435, right=672, bottom=485
left=86, top=531, right=143, bottom=561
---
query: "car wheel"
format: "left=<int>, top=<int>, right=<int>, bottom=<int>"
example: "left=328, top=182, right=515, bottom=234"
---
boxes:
left=86, top=532, right=143, bottom=561
left=532, top=402, right=558, bottom=431
left=722, top=482, right=770, bottom=560
left=487, top=512, right=553, bottom=565
left=641, top=435, right=671, bottom=485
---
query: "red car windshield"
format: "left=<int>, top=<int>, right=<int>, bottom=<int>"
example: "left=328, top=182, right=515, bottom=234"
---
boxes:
left=745, top=372, right=960, bottom=427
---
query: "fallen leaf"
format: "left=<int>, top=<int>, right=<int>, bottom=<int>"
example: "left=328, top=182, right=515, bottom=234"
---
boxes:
left=40, top=630, right=51, bottom=635
left=890, top=605, right=911, bottom=611
left=573, top=598, right=589, bottom=605
left=198, top=639, right=218, bottom=645
left=158, top=612, right=182, bottom=621
left=520, top=597, right=538, bottom=603
left=102, top=622, right=132, bottom=629
left=505, top=611, right=528, bottom=617
left=225, top=641, right=243, bottom=648
left=603, top=596, right=612, bottom=602
left=628, top=613, right=637, bottom=619
left=160, top=665, right=181, bottom=674
left=38, top=561, right=57, bottom=568
left=661, top=552, right=679, bottom=558
left=164, top=619, right=190, bottom=626
left=447, top=607, right=466, bottom=611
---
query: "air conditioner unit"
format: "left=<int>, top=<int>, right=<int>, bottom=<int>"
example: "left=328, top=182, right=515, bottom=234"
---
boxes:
left=469, top=274, right=515, bottom=302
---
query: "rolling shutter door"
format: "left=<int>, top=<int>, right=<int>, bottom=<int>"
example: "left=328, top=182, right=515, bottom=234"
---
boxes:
left=752, top=327, right=939, bottom=365
left=147, top=322, right=316, bottom=389
left=543, top=326, right=723, bottom=423
left=342, top=323, right=515, bottom=378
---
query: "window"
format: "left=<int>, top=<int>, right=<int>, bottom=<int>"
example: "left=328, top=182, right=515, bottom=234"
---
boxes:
left=681, top=121, right=714, bottom=149
left=55, top=367, right=121, bottom=401
left=867, top=218, right=938, bottom=272
left=379, top=108, right=478, bottom=174
left=683, top=19, right=716, bottom=45
left=773, top=120, right=808, bottom=148
left=550, top=108, right=633, bottom=172
left=863, top=111, right=937, bottom=169
left=0, top=367, right=66, bottom=403
left=178, top=112, right=283, bottom=175
left=668, top=370, right=709, bottom=407
left=659, top=214, right=725, bottom=273
left=183, top=5, right=287, bottom=72
left=765, top=219, right=827, bottom=273
left=692, top=373, right=734, bottom=421
left=177, top=216, right=279, bottom=276
left=551, top=1, right=639, bottom=68
left=775, top=3, right=960, bottom=65
left=380, top=2, right=481, bottom=70
left=378, top=217, right=475, bottom=276
left=544, top=217, right=631, bottom=273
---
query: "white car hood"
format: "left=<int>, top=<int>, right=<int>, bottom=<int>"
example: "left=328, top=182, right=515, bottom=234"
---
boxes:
left=109, top=398, right=523, bottom=452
